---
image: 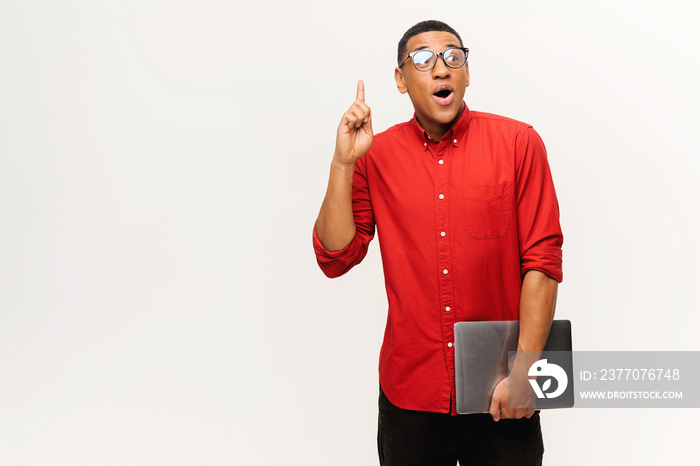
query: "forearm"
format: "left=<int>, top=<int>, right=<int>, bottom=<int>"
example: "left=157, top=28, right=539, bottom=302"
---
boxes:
left=315, top=159, right=357, bottom=251
left=517, top=270, right=559, bottom=353
left=501, top=269, right=559, bottom=403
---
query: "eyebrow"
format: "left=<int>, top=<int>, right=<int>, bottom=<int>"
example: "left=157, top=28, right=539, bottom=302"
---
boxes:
left=413, top=43, right=460, bottom=52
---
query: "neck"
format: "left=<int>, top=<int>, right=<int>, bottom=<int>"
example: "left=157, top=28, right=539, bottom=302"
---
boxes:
left=417, top=103, right=465, bottom=141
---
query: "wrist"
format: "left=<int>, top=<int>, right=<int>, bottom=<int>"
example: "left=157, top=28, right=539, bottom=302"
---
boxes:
left=330, top=156, right=356, bottom=171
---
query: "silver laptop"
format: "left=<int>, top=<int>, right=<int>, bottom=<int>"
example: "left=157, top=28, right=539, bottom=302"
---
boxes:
left=453, top=320, right=573, bottom=414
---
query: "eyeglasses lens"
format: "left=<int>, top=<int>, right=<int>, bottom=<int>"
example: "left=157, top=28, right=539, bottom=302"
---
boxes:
left=412, top=51, right=436, bottom=71
left=443, top=48, right=466, bottom=67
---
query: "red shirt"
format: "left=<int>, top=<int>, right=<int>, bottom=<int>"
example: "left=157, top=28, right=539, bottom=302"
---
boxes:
left=313, top=103, right=563, bottom=414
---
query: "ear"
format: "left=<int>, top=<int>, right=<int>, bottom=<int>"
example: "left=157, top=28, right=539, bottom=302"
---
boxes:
left=394, top=67, right=408, bottom=94
left=465, top=61, right=470, bottom=87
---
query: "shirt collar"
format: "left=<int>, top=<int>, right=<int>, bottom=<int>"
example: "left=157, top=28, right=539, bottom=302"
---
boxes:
left=410, top=101, right=472, bottom=150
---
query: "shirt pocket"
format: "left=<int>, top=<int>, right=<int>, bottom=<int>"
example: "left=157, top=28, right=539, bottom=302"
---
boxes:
left=463, top=183, right=513, bottom=239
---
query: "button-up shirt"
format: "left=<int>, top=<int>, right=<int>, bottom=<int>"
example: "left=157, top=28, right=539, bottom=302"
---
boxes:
left=313, top=103, right=563, bottom=414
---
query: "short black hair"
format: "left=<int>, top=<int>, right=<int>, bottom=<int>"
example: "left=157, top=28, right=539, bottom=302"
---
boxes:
left=397, top=20, right=464, bottom=65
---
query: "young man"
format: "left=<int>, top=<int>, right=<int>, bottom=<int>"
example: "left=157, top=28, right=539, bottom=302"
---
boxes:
left=313, top=20, right=562, bottom=466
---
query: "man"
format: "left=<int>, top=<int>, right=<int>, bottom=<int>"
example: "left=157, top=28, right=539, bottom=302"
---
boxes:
left=313, top=20, right=562, bottom=466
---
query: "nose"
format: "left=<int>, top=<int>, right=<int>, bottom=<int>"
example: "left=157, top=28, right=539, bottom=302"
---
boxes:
left=432, top=53, right=450, bottom=78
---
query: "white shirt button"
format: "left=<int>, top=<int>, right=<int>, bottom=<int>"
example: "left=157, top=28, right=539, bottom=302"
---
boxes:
left=443, top=269, right=448, bottom=275
left=440, top=231, right=446, bottom=237
left=424, top=142, right=427, bottom=147
left=438, top=159, right=444, bottom=165
left=438, top=194, right=444, bottom=200
left=453, top=139, right=457, bottom=144
left=448, top=342, right=453, bottom=348
left=445, top=306, right=451, bottom=312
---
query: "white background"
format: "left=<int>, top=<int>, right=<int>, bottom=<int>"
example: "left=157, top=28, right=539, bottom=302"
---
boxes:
left=1, top=0, right=699, bottom=464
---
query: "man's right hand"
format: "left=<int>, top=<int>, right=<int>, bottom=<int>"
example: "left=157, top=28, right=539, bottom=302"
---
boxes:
left=316, top=80, right=373, bottom=251
left=334, top=79, right=373, bottom=166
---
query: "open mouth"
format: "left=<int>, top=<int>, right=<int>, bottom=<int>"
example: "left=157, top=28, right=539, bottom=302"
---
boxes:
left=432, top=86, right=455, bottom=105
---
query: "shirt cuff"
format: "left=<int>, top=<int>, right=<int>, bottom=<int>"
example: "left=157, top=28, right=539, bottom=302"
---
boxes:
left=521, top=246, right=563, bottom=283
left=312, top=223, right=366, bottom=278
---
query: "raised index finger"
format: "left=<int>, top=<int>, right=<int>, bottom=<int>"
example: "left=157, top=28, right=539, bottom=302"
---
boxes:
left=356, top=79, right=365, bottom=102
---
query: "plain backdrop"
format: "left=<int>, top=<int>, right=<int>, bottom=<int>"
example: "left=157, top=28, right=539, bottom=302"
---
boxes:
left=1, top=0, right=699, bottom=464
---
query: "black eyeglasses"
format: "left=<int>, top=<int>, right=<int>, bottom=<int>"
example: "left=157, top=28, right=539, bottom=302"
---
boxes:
left=399, top=47, right=469, bottom=72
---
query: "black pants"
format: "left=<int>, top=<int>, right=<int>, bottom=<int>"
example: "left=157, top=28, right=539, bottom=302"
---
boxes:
left=378, top=387, right=544, bottom=466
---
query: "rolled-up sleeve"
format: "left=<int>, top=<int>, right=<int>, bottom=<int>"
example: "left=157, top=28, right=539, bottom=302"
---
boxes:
left=313, top=156, right=376, bottom=278
left=514, top=126, right=563, bottom=282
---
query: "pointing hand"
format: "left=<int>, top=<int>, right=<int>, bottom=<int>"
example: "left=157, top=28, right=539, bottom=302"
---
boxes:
left=334, top=79, right=374, bottom=165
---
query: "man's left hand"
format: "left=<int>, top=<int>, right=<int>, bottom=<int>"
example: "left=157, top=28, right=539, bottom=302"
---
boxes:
left=489, top=377, right=535, bottom=422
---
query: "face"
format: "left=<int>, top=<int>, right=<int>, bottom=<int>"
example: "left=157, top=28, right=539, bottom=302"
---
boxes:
left=394, top=31, right=470, bottom=139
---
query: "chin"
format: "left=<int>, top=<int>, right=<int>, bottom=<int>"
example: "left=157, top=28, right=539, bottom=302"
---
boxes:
left=434, top=104, right=462, bottom=123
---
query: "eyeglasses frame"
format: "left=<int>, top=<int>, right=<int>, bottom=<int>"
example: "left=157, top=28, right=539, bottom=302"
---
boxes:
left=399, top=47, right=470, bottom=72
